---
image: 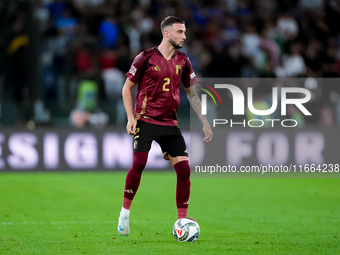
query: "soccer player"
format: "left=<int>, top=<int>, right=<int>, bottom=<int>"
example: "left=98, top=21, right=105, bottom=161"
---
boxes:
left=118, top=16, right=213, bottom=236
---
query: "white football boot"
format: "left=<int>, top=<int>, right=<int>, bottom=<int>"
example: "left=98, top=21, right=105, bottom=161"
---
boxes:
left=117, top=209, right=130, bottom=236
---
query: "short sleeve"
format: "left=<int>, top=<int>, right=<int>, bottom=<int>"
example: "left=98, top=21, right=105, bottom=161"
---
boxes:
left=126, top=52, right=144, bottom=83
left=181, top=57, right=197, bottom=88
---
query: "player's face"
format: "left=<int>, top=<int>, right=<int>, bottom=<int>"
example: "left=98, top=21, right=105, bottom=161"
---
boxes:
left=168, top=23, right=186, bottom=49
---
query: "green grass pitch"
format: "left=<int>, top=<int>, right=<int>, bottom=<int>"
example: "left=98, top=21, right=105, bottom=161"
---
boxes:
left=0, top=172, right=339, bottom=254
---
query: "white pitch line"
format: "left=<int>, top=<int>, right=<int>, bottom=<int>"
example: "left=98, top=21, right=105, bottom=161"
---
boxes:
left=1, top=220, right=173, bottom=225
left=1, top=221, right=115, bottom=225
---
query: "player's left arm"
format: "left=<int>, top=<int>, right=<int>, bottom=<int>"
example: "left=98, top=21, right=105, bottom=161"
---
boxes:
left=185, top=85, right=213, bottom=143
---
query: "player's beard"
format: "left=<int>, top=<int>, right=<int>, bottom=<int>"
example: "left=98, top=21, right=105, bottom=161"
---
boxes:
left=169, top=38, right=182, bottom=49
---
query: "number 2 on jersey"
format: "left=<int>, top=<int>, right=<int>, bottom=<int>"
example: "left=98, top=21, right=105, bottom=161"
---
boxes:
left=163, top=78, right=170, bottom=91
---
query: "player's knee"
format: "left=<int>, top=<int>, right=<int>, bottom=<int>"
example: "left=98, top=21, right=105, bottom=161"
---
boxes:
left=175, top=161, right=191, bottom=180
left=178, top=169, right=190, bottom=180
left=132, top=151, right=148, bottom=169
left=134, top=161, right=147, bottom=170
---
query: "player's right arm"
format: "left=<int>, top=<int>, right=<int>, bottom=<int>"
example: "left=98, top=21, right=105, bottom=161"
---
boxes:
left=122, top=78, right=137, bottom=135
left=185, top=86, right=213, bottom=143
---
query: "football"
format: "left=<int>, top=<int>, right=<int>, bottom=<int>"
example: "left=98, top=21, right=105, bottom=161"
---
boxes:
left=173, top=217, right=200, bottom=242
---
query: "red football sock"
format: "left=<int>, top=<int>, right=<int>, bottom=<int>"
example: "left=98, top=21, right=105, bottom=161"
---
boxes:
left=122, top=152, right=148, bottom=209
left=174, top=160, right=191, bottom=219
left=177, top=208, right=188, bottom=219
left=122, top=197, right=132, bottom=210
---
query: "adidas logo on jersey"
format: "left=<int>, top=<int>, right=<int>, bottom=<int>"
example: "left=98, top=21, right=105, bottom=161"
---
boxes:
left=152, top=65, right=161, bottom=71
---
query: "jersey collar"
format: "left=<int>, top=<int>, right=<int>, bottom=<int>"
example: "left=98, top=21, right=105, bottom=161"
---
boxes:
left=155, top=47, right=177, bottom=60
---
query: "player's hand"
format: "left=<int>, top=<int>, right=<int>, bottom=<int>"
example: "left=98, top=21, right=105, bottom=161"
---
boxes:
left=202, top=124, right=213, bottom=143
left=126, top=119, right=137, bottom=135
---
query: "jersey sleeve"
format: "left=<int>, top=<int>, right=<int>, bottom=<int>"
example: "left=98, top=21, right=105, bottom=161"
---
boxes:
left=181, top=57, right=197, bottom=88
left=126, top=52, right=144, bottom=83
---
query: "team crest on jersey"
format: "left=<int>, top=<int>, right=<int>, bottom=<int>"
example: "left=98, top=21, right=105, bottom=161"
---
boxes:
left=129, top=65, right=137, bottom=76
left=176, top=65, right=182, bottom=74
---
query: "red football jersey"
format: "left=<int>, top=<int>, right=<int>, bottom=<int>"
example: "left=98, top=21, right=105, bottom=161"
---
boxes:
left=126, top=47, right=197, bottom=126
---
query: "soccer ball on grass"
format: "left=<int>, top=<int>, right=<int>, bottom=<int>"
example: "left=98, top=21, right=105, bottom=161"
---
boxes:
left=173, top=217, right=200, bottom=242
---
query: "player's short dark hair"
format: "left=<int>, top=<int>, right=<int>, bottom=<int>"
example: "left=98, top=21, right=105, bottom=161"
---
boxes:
left=160, top=16, right=185, bottom=34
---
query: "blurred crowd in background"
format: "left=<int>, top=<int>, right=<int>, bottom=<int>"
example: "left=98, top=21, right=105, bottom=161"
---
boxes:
left=0, top=0, right=340, bottom=128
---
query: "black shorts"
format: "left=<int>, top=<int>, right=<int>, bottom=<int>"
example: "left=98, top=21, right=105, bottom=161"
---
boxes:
left=133, top=120, right=188, bottom=160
